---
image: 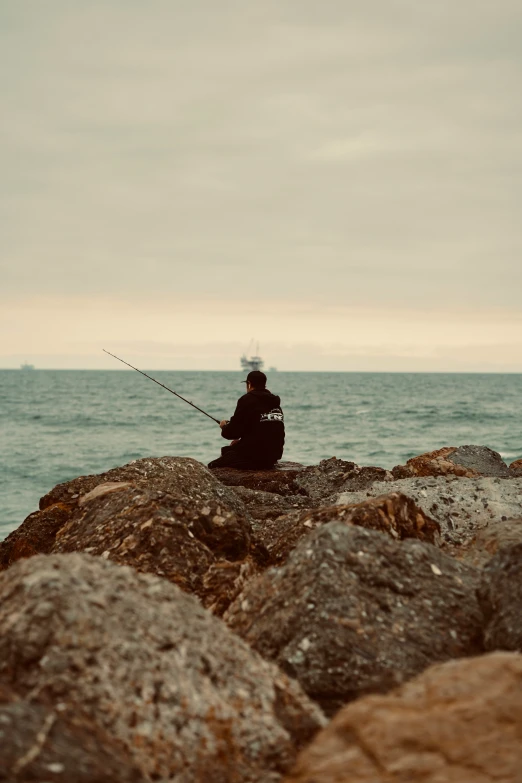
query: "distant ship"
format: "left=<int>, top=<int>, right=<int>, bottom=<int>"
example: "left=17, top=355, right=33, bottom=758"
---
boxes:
left=240, top=341, right=264, bottom=372
left=20, top=363, right=35, bottom=370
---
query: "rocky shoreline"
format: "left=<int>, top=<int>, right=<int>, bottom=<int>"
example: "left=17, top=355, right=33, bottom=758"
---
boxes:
left=1, top=445, right=521, bottom=781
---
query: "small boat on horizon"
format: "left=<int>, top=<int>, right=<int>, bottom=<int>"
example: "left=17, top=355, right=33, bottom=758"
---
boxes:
left=20, top=363, right=35, bottom=371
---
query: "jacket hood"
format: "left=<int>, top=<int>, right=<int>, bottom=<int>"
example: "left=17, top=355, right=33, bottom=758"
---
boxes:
left=249, top=388, right=280, bottom=406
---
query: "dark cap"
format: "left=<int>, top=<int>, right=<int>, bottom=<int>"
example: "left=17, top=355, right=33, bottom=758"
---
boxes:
left=241, top=370, right=267, bottom=388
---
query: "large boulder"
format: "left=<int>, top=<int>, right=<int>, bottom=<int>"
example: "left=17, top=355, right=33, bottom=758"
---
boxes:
left=479, top=543, right=522, bottom=652
left=211, top=462, right=306, bottom=496
left=40, top=456, right=248, bottom=515
left=267, top=493, right=440, bottom=565
left=294, top=458, right=391, bottom=502
left=285, top=652, right=522, bottom=783
left=335, top=475, right=522, bottom=547
left=0, top=554, right=325, bottom=783
left=49, top=483, right=260, bottom=613
left=225, top=523, right=483, bottom=716
left=0, top=457, right=250, bottom=572
left=0, top=685, right=144, bottom=782
left=392, top=445, right=511, bottom=479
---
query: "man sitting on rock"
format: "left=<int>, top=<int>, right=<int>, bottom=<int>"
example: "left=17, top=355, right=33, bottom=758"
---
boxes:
left=208, top=371, right=285, bottom=470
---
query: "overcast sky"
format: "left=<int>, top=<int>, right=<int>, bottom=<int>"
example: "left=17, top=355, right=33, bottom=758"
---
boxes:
left=1, top=0, right=521, bottom=371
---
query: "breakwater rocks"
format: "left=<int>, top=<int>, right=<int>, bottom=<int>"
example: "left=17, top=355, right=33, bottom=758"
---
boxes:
left=1, top=445, right=522, bottom=781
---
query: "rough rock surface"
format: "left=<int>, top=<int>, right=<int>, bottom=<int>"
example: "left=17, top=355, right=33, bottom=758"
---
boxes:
left=49, top=483, right=260, bottom=613
left=448, top=517, right=522, bottom=567
left=40, top=456, right=248, bottom=515
left=201, top=558, right=262, bottom=617
left=1, top=457, right=250, bottom=571
left=211, top=462, right=306, bottom=496
left=0, top=554, right=325, bottom=783
left=335, top=475, right=522, bottom=547
left=232, top=486, right=311, bottom=523
left=0, top=685, right=144, bottom=782
left=447, top=445, right=512, bottom=477
left=0, top=503, right=71, bottom=570
left=479, top=543, right=522, bottom=652
left=294, top=458, right=391, bottom=502
left=285, top=652, right=522, bottom=783
left=226, top=523, right=483, bottom=716
left=510, top=458, right=522, bottom=476
left=268, top=493, right=440, bottom=565
left=392, top=445, right=511, bottom=479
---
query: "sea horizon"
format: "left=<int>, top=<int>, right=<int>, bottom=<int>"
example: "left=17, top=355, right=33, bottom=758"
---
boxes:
left=3, top=367, right=522, bottom=374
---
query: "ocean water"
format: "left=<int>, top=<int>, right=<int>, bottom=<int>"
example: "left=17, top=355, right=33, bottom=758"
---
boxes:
left=1, top=369, right=521, bottom=541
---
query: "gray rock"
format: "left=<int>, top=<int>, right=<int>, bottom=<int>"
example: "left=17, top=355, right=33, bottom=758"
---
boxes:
left=225, top=523, right=483, bottom=716
left=232, top=486, right=312, bottom=523
left=447, top=445, right=511, bottom=477
left=335, top=476, right=522, bottom=547
left=295, top=458, right=391, bottom=502
left=0, top=685, right=144, bottom=782
left=479, top=543, right=522, bottom=652
left=0, top=554, right=325, bottom=782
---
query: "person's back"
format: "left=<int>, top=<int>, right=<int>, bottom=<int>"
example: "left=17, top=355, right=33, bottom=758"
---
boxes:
left=208, top=371, right=284, bottom=470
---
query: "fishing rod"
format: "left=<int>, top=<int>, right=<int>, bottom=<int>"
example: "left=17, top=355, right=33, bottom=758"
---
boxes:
left=103, top=349, right=220, bottom=425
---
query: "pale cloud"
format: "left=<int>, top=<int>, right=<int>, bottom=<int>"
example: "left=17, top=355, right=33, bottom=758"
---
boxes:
left=1, top=295, right=521, bottom=371
left=1, top=0, right=521, bottom=369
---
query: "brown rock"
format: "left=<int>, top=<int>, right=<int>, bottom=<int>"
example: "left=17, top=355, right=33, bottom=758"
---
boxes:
left=0, top=685, right=144, bottom=782
left=226, top=523, right=483, bottom=716
left=268, top=493, right=440, bottom=565
left=0, top=503, right=71, bottom=570
left=479, top=543, right=522, bottom=652
left=393, top=446, right=470, bottom=478
left=294, top=458, right=390, bottom=502
left=211, top=461, right=306, bottom=496
left=510, top=458, right=522, bottom=476
left=50, top=483, right=259, bottom=614
left=40, top=456, right=248, bottom=516
left=392, top=445, right=511, bottom=480
left=249, top=509, right=312, bottom=556
left=0, top=554, right=325, bottom=782
left=285, top=652, right=522, bottom=783
left=1, top=457, right=250, bottom=573
left=201, top=558, right=262, bottom=617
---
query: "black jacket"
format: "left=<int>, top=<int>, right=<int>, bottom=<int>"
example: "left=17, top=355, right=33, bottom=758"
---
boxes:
left=221, top=389, right=285, bottom=466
